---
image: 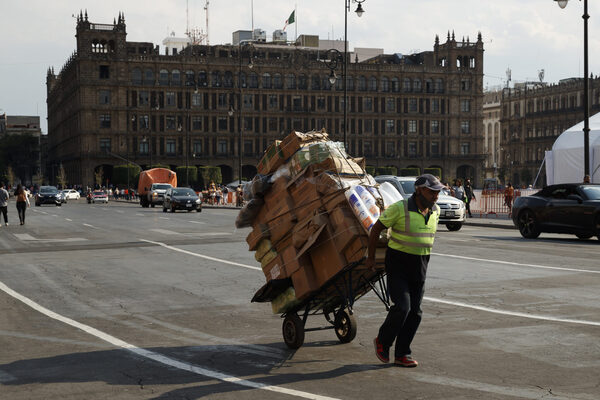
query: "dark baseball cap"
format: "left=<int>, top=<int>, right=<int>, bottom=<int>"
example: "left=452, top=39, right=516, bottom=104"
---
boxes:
left=415, top=174, right=445, bottom=191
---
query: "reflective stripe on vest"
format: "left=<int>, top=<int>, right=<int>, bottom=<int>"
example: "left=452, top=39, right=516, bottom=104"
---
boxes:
left=387, top=200, right=439, bottom=256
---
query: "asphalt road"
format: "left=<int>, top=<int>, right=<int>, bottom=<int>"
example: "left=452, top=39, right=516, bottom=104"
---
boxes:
left=0, top=199, right=598, bottom=399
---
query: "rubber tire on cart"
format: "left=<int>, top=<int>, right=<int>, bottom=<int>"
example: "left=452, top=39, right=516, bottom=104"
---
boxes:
left=334, top=308, right=357, bottom=343
left=446, top=222, right=462, bottom=231
left=282, top=313, right=304, bottom=349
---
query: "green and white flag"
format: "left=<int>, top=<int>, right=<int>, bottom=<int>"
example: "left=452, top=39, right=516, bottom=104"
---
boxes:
left=283, top=10, right=295, bottom=31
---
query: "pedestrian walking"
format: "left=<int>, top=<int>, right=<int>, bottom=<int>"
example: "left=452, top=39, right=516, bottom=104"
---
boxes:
left=0, top=182, right=9, bottom=226
left=366, top=174, right=443, bottom=368
left=464, top=178, right=476, bottom=218
left=504, top=183, right=514, bottom=216
left=14, top=184, right=30, bottom=225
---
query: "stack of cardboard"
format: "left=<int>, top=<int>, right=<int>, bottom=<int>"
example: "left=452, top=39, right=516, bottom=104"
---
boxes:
left=243, top=130, right=386, bottom=313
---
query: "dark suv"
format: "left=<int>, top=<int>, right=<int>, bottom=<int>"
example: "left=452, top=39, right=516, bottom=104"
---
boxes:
left=163, top=187, right=202, bottom=212
left=35, top=186, right=63, bottom=206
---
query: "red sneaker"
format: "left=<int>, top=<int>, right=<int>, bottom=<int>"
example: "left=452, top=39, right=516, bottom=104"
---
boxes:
left=395, top=355, right=418, bottom=368
left=373, top=337, right=389, bottom=363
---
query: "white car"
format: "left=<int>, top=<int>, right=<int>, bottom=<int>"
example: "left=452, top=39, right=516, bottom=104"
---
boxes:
left=374, top=175, right=466, bottom=231
left=62, top=189, right=81, bottom=200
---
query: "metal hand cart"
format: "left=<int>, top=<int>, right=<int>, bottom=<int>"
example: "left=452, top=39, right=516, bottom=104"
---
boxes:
left=252, top=258, right=390, bottom=349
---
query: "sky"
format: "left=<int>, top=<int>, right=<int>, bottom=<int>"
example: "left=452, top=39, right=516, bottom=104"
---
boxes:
left=2, top=0, right=600, bottom=134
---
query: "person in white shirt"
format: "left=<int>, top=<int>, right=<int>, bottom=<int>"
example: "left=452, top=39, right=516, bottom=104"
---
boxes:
left=0, top=182, right=9, bottom=226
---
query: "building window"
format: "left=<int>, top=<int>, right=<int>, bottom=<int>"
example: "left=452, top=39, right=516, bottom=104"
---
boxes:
left=269, top=95, right=278, bottom=109
left=408, top=142, right=417, bottom=156
left=391, top=77, right=400, bottom=92
left=435, top=78, right=444, bottom=93
left=409, top=98, right=418, bottom=112
left=316, top=96, right=326, bottom=110
left=273, top=73, right=283, bottom=89
left=386, top=120, right=395, bottom=134
left=144, top=68, right=154, bottom=85
left=166, top=116, right=176, bottom=130
left=381, top=77, right=390, bottom=92
left=286, top=74, right=296, bottom=89
left=358, top=76, right=367, bottom=91
left=99, top=90, right=111, bottom=105
left=166, top=92, right=176, bottom=107
left=431, top=99, right=440, bottom=113
left=413, top=79, right=422, bottom=92
left=298, top=74, right=308, bottom=90
left=363, top=97, right=373, bottom=112
left=385, top=141, right=395, bottom=157
left=192, top=93, right=202, bottom=107
left=244, top=139, right=253, bottom=155
left=217, top=140, right=228, bottom=155
left=364, top=141, right=373, bottom=156
left=368, top=77, right=377, bottom=91
left=172, top=69, right=181, bottom=86
left=431, top=120, right=439, bottom=134
left=243, top=117, right=253, bottom=130
left=403, top=78, right=411, bottom=92
left=431, top=141, right=440, bottom=155
left=159, top=69, right=169, bottom=85
left=311, top=75, right=320, bottom=90
left=386, top=97, right=395, bottom=112
left=99, top=114, right=111, bottom=128
left=139, top=140, right=149, bottom=155
left=364, top=119, right=373, bottom=133
left=211, top=71, right=221, bottom=87
left=99, top=138, right=111, bottom=153
left=131, top=68, right=142, bottom=85
left=461, top=121, right=470, bottom=134
left=218, top=117, right=228, bottom=131
left=166, top=139, right=176, bottom=155
left=292, top=118, right=302, bottom=131
left=293, top=96, right=302, bottom=112
left=460, top=142, right=470, bottom=155
left=408, top=120, right=417, bottom=133
left=247, top=73, right=258, bottom=89
left=139, top=91, right=149, bottom=106
left=193, top=140, right=202, bottom=155
left=461, top=79, right=471, bottom=91
left=460, top=99, right=471, bottom=112
left=99, top=65, right=110, bottom=79
left=218, top=93, right=227, bottom=108
left=243, top=94, right=253, bottom=109
left=268, top=118, right=277, bottom=132
left=192, top=116, right=202, bottom=130
left=139, top=115, right=149, bottom=129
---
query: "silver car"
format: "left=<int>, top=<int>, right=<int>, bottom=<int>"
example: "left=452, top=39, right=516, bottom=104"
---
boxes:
left=374, top=175, right=466, bottom=231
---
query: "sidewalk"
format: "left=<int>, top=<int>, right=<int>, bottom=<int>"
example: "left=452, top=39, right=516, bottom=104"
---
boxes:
left=463, top=213, right=516, bottom=230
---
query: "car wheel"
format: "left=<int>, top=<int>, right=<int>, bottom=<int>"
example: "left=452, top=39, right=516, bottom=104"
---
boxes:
left=151, top=203, right=155, bottom=208
left=197, top=207, right=202, bottom=212
left=35, top=202, right=40, bottom=207
left=576, top=234, right=593, bottom=240
left=517, top=209, right=540, bottom=239
left=446, top=222, right=462, bottom=231
left=162, top=206, right=167, bottom=213
left=595, top=215, right=600, bottom=241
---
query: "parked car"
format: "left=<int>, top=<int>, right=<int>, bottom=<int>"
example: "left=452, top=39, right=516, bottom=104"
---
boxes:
left=512, top=183, right=600, bottom=240
left=163, top=187, right=202, bottom=212
left=88, top=190, right=109, bottom=204
left=35, top=186, right=63, bottom=206
left=62, top=189, right=81, bottom=200
left=374, top=175, right=466, bottom=231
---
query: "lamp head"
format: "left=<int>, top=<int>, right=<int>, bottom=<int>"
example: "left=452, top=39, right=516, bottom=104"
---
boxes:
left=329, top=70, right=337, bottom=85
left=355, top=2, right=365, bottom=17
left=555, top=0, right=568, bottom=9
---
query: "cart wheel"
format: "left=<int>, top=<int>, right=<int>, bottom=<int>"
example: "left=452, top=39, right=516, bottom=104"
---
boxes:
left=334, top=308, right=357, bottom=343
left=282, top=313, right=304, bottom=349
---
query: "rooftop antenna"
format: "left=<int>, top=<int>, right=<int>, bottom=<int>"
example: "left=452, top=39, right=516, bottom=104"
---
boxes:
left=538, top=69, right=545, bottom=83
left=205, top=0, right=209, bottom=45
left=185, top=0, right=208, bottom=45
left=505, top=67, right=512, bottom=88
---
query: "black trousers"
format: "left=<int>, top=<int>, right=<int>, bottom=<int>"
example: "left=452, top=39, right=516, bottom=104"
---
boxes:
left=16, top=202, right=26, bottom=224
left=0, top=206, right=7, bottom=224
left=378, top=259, right=425, bottom=358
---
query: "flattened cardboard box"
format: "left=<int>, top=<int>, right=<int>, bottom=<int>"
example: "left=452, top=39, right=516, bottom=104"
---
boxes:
left=246, top=223, right=270, bottom=251
left=291, top=261, right=319, bottom=300
left=267, top=212, right=295, bottom=246
left=257, top=140, right=285, bottom=175
left=309, top=226, right=347, bottom=287
left=263, top=253, right=285, bottom=281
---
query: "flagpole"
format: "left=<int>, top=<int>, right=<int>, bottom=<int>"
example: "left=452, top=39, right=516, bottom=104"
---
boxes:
left=295, top=4, right=297, bottom=42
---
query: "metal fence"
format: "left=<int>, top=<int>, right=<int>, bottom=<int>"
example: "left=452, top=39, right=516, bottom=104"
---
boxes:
left=469, top=189, right=538, bottom=217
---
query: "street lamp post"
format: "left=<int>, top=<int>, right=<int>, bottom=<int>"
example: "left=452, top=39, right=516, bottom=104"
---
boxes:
left=555, top=0, right=590, bottom=179
left=237, top=42, right=253, bottom=185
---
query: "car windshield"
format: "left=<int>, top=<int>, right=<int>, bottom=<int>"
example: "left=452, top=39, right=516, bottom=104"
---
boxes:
left=172, top=188, right=196, bottom=196
left=40, top=187, right=58, bottom=194
left=154, top=184, right=171, bottom=190
left=93, top=191, right=105, bottom=196
left=399, top=180, right=416, bottom=195
left=581, top=185, right=600, bottom=200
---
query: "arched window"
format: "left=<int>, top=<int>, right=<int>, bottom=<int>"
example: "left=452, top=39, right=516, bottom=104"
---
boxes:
left=413, top=79, right=422, bottom=92
left=159, top=69, right=169, bottom=86
left=321, top=75, right=331, bottom=90
left=298, top=74, right=308, bottom=89
left=198, top=70, right=207, bottom=87
left=144, top=68, right=154, bottom=85
left=456, top=57, right=462, bottom=68
left=131, top=68, right=142, bottom=85
left=368, top=76, right=377, bottom=91
left=262, top=73, right=272, bottom=89
left=358, top=76, right=367, bottom=91
left=403, top=78, right=411, bottom=92
left=286, top=74, right=296, bottom=89
left=311, top=75, right=320, bottom=90
left=346, top=76, right=354, bottom=91
left=273, top=73, right=283, bottom=89
left=381, top=77, right=390, bottom=92
left=425, top=79, right=433, bottom=93
left=171, top=69, right=181, bottom=86
left=391, top=77, right=400, bottom=93
left=239, top=72, right=247, bottom=88
left=185, top=70, right=195, bottom=86
left=335, top=76, right=343, bottom=91
left=248, top=72, right=258, bottom=88
left=223, top=71, right=233, bottom=88
left=211, top=71, right=221, bottom=87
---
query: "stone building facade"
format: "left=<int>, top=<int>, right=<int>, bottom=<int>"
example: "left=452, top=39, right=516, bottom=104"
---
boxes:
left=46, top=12, right=485, bottom=187
left=499, top=78, right=600, bottom=187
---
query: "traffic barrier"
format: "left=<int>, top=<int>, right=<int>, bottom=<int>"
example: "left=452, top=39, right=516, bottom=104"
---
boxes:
left=469, top=189, right=537, bottom=217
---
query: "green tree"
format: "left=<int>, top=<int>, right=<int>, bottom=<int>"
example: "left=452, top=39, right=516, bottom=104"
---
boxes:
left=113, top=164, right=141, bottom=186
left=375, top=166, right=398, bottom=176
left=424, top=167, right=442, bottom=180
left=175, top=166, right=198, bottom=187
left=399, top=167, right=420, bottom=176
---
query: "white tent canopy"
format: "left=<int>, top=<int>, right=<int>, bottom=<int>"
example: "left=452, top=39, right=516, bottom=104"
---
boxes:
left=545, top=112, right=600, bottom=185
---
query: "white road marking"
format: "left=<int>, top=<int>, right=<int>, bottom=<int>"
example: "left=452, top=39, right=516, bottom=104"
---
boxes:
left=65, top=218, right=72, bottom=222
left=0, top=280, right=339, bottom=400
left=116, top=210, right=124, bottom=214
left=13, top=233, right=86, bottom=243
left=51, top=214, right=58, bottom=217
left=142, top=240, right=600, bottom=327
left=188, top=220, right=206, bottom=224
left=150, top=228, right=180, bottom=235
left=432, top=252, right=600, bottom=274
left=139, top=239, right=261, bottom=271
left=159, top=217, right=170, bottom=220
left=135, top=213, right=144, bottom=216
left=83, top=223, right=99, bottom=229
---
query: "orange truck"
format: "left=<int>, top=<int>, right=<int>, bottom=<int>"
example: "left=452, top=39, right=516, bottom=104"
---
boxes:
left=137, top=168, right=177, bottom=208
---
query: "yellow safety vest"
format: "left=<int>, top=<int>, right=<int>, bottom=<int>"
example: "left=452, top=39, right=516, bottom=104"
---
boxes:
left=387, top=200, right=439, bottom=256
